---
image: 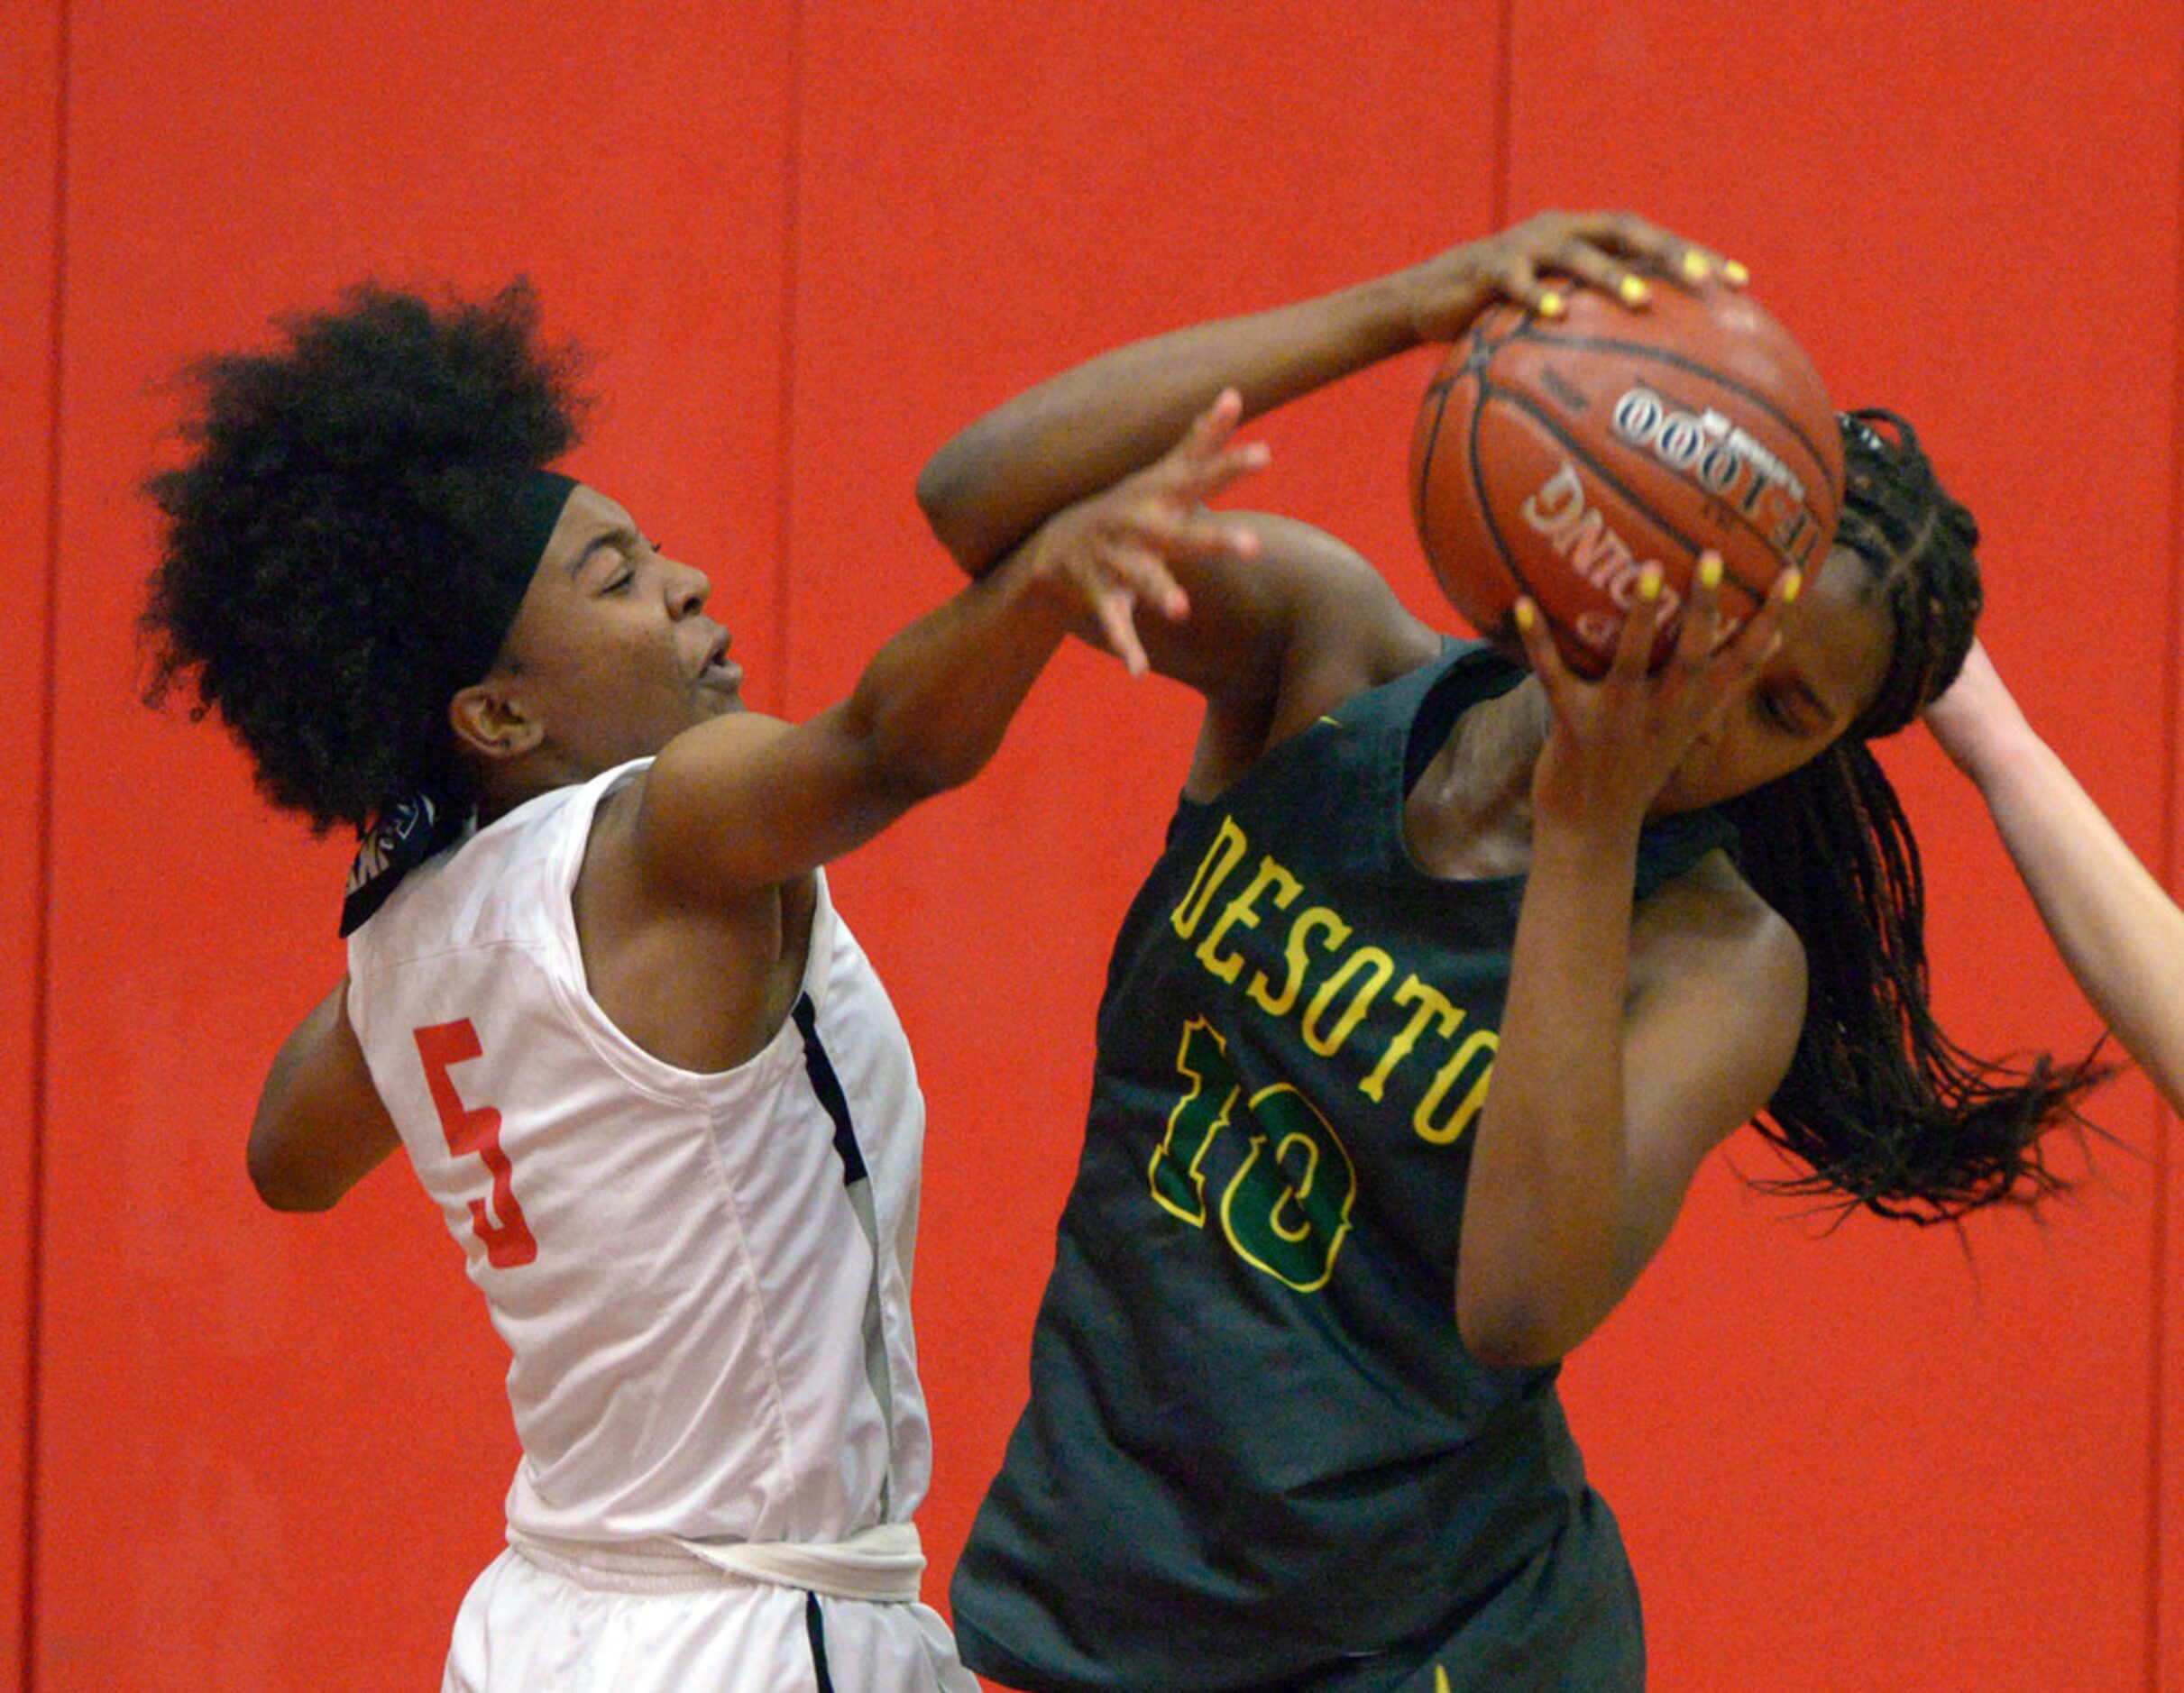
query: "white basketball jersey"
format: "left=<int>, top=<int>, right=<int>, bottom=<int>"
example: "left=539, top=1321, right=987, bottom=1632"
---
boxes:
left=346, top=759, right=933, bottom=1548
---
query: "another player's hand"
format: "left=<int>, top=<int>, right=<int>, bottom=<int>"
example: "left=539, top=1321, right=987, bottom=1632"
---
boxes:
left=1399, top=210, right=1747, bottom=344
left=1923, top=639, right=2037, bottom=787
left=1515, top=554, right=1797, bottom=832
left=1014, top=389, right=1269, bottom=676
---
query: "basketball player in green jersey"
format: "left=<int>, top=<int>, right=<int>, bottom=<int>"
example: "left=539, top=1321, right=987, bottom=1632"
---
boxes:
left=916, top=210, right=2101, bottom=1689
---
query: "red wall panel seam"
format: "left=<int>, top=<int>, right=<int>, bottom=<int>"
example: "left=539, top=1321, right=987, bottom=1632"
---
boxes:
left=771, top=0, right=807, bottom=717
left=19, top=0, right=71, bottom=1687
left=2152, top=64, right=2184, bottom=1688
left=1490, top=0, right=1513, bottom=230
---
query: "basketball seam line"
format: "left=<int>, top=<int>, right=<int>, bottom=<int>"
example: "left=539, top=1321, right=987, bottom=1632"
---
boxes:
left=1414, top=366, right=1538, bottom=623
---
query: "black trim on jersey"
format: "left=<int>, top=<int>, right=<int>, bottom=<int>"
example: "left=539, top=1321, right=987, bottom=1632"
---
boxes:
left=792, top=989, right=899, bottom=1512
left=804, top=1592, right=836, bottom=1692
left=792, top=992, right=868, bottom=1186
left=1404, top=644, right=1527, bottom=793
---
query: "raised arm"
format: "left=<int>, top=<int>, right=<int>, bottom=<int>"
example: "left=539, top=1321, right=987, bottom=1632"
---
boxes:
left=915, top=210, right=1740, bottom=575
left=1457, top=567, right=1804, bottom=1367
left=913, top=213, right=1739, bottom=782
left=637, top=398, right=1265, bottom=905
left=1925, top=640, right=2184, bottom=1112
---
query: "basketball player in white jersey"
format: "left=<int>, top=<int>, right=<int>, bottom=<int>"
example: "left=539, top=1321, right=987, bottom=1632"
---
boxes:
left=140, top=282, right=1266, bottom=1691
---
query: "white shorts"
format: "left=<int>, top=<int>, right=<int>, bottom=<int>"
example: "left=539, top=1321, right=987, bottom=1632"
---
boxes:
left=442, top=1545, right=978, bottom=1693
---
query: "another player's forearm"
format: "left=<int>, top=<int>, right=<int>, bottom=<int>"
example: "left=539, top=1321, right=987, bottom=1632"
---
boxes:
left=249, top=982, right=401, bottom=1211
left=641, top=566, right=1078, bottom=899
left=917, top=273, right=1422, bottom=573
left=653, top=405, right=1254, bottom=897
left=1456, top=819, right=1641, bottom=1367
left=834, top=554, right=1077, bottom=801
left=1968, top=730, right=2184, bottom=1112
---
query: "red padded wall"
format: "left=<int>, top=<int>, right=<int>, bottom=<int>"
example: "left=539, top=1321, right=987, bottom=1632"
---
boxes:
left=779, top=0, right=1506, bottom=1617
left=2166, top=85, right=2184, bottom=1681
left=1504, top=5, right=2178, bottom=1688
left=33, top=1, right=791, bottom=1684
left=1, top=3, right=63, bottom=1679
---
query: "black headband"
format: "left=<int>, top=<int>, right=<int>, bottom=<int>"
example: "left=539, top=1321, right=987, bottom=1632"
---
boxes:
left=455, top=468, right=580, bottom=689
left=339, top=467, right=579, bottom=936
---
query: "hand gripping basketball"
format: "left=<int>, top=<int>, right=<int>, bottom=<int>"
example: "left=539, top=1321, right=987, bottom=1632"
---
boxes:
left=1514, top=551, right=1801, bottom=827
left=1411, top=253, right=1840, bottom=678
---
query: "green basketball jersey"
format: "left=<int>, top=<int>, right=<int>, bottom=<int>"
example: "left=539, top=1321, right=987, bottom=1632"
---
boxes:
left=953, top=645, right=1736, bottom=1692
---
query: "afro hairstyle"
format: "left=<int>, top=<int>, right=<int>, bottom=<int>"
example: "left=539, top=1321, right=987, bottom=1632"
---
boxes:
left=142, top=279, right=586, bottom=834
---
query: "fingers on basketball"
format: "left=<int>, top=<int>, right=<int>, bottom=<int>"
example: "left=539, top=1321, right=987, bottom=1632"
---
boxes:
left=1512, top=598, right=1574, bottom=700
left=1492, top=254, right=1560, bottom=318
left=1667, top=554, right=1725, bottom=673
left=1741, top=567, right=1802, bottom=659
left=1584, top=212, right=1740, bottom=289
left=1607, top=571, right=1666, bottom=681
left=1543, top=239, right=1652, bottom=312
left=1410, top=272, right=1832, bottom=673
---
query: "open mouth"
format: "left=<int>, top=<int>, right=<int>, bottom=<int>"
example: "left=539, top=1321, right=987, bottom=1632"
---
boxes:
left=697, top=631, right=741, bottom=692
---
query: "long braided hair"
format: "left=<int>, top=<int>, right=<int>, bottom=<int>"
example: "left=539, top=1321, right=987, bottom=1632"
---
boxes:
left=1717, top=411, right=2106, bottom=1221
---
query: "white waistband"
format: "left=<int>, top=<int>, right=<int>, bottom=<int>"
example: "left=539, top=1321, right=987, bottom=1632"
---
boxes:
left=507, top=1520, right=926, bottom=1603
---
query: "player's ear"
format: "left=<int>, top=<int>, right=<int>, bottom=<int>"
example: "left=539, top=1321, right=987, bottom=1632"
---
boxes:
left=449, top=673, right=544, bottom=763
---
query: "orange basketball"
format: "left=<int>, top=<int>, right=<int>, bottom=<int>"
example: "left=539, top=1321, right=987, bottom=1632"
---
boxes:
left=1409, top=282, right=1842, bottom=674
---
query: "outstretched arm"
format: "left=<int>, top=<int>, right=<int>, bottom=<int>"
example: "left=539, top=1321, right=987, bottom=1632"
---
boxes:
left=1458, top=565, right=1805, bottom=1367
left=916, top=209, right=1738, bottom=576
left=637, top=398, right=1265, bottom=905
left=250, top=416, right=1261, bottom=1212
left=913, top=212, right=1739, bottom=767
left=1925, top=640, right=2184, bottom=1112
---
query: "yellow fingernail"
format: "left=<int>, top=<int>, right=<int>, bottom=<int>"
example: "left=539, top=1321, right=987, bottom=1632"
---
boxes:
left=1618, top=275, right=1650, bottom=307
left=1698, top=552, right=1722, bottom=590
left=1780, top=569, right=1803, bottom=604
left=1638, top=565, right=1663, bottom=603
left=1513, top=599, right=1537, bottom=632
left=1537, top=291, right=1565, bottom=319
left=1680, top=251, right=1711, bottom=282
left=1723, top=258, right=1749, bottom=286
